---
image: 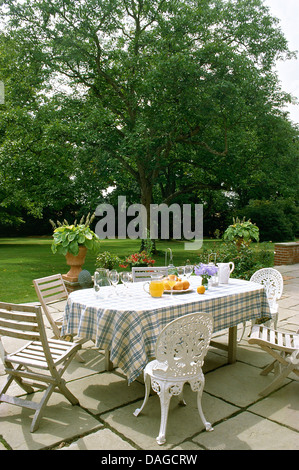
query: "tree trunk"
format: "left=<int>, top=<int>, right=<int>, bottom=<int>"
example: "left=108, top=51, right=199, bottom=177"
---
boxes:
left=140, top=178, right=153, bottom=232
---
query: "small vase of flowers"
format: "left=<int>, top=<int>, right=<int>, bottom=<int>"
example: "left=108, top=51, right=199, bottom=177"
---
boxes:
left=194, top=263, right=218, bottom=288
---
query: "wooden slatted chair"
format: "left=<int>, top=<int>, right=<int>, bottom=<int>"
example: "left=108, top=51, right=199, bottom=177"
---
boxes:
left=248, top=324, right=299, bottom=396
left=33, top=274, right=68, bottom=338
left=0, top=302, right=81, bottom=432
left=132, top=266, right=168, bottom=282
left=34, top=274, right=111, bottom=367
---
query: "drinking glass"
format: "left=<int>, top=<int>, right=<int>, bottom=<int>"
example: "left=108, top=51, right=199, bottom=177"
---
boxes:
left=167, top=274, right=177, bottom=297
left=184, top=264, right=193, bottom=279
left=109, top=269, right=119, bottom=296
left=120, top=271, right=131, bottom=295
left=177, top=266, right=185, bottom=278
left=94, top=269, right=110, bottom=298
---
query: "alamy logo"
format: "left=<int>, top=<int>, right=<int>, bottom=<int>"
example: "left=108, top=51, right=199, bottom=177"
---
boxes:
left=95, top=196, right=203, bottom=250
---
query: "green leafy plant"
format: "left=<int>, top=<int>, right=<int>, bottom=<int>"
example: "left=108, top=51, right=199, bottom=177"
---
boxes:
left=223, top=217, right=259, bottom=248
left=197, top=242, right=273, bottom=280
left=50, top=213, right=100, bottom=256
left=96, top=251, right=122, bottom=270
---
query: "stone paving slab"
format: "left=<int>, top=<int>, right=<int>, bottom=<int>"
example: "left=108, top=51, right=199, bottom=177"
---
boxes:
left=0, top=392, right=101, bottom=450
left=248, top=381, right=299, bottom=431
left=58, top=428, right=136, bottom=450
left=68, top=371, right=145, bottom=415
left=204, top=362, right=291, bottom=408
left=193, top=410, right=299, bottom=450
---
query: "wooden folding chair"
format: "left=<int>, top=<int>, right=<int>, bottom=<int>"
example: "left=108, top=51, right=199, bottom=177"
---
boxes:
left=0, top=302, right=81, bottom=432
left=248, top=324, right=299, bottom=396
left=33, top=274, right=68, bottom=338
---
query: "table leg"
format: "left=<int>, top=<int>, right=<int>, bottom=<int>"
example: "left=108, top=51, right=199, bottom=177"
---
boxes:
left=228, top=326, right=237, bottom=363
left=104, top=350, right=113, bottom=371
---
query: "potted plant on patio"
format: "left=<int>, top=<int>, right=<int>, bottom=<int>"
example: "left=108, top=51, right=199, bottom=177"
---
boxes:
left=50, top=213, right=101, bottom=282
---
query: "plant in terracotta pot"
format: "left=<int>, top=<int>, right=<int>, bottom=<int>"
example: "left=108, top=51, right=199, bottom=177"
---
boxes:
left=223, top=217, right=259, bottom=249
left=50, top=213, right=100, bottom=282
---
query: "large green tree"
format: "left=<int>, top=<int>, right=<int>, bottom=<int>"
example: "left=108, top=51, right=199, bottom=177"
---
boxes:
left=1, top=0, right=297, bottom=228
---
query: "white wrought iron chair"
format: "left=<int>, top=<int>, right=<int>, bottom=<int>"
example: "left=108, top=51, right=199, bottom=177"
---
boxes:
left=132, top=266, right=168, bottom=282
left=133, top=312, right=214, bottom=445
left=238, top=268, right=284, bottom=342
left=248, top=324, right=299, bottom=396
left=0, top=302, right=81, bottom=432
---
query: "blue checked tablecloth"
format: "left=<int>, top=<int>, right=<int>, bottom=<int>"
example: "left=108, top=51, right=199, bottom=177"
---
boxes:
left=62, top=278, right=270, bottom=383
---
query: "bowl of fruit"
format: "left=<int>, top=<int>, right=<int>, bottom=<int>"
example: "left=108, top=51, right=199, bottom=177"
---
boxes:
left=162, top=275, right=192, bottom=293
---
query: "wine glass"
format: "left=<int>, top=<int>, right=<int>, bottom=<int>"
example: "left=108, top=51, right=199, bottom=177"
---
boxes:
left=177, top=266, right=185, bottom=279
left=184, top=264, right=193, bottom=280
left=109, top=269, right=119, bottom=296
left=167, top=274, right=177, bottom=297
left=120, top=271, right=131, bottom=295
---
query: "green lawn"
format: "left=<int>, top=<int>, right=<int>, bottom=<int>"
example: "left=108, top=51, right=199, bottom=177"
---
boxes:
left=0, top=236, right=273, bottom=303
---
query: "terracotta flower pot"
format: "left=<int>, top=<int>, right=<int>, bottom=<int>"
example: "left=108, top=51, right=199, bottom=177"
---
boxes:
left=63, top=246, right=87, bottom=282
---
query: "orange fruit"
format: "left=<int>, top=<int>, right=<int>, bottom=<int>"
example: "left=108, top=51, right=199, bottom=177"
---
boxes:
left=182, top=280, right=190, bottom=290
left=173, top=281, right=184, bottom=290
left=197, top=285, right=206, bottom=294
left=168, top=274, right=177, bottom=281
left=163, top=280, right=171, bottom=290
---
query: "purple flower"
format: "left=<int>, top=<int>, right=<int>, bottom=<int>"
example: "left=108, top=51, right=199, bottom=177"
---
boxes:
left=194, top=263, right=218, bottom=276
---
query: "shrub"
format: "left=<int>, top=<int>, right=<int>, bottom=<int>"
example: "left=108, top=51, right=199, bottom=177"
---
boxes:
left=96, top=251, right=122, bottom=270
left=239, top=199, right=298, bottom=242
left=197, top=242, right=274, bottom=280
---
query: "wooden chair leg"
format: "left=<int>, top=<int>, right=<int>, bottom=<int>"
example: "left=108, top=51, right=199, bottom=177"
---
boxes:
left=31, top=384, right=55, bottom=432
left=259, top=363, right=295, bottom=397
left=57, top=380, right=79, bottom=406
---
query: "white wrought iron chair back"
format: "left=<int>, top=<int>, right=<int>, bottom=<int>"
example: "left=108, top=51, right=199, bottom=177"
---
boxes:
left=155, top=311, right=213, bottom=378
left=238, top=267, right=284, bottom=343
left=250, top=268, right=283, bottom=312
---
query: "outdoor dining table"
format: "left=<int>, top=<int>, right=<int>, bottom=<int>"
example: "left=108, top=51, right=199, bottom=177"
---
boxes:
left=61, top=277, right=271, bottom=384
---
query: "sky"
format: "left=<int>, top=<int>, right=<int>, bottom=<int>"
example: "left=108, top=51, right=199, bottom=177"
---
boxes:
left=264, top=0, right=299, bottom=125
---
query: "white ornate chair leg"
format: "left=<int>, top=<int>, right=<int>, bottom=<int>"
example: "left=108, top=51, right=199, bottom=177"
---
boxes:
left=133, top=372, right=151, bottom=417
left=191, top=377, right=213, bottom=432
left=178, top=389, right=186, bottom=406
left=156, top=381, right=172, bottom=445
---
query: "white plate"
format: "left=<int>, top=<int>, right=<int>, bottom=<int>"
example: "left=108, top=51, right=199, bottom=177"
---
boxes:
left=164, top=288, right=194, bottom=294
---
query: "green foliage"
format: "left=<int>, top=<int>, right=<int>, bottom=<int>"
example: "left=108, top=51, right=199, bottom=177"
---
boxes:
left=223, top=217, right=259, bottom=246
left=50, top=213, right=100, bottom=256
left=239, top=199, right=298, bottom=242
left=198, top=242, right=274, bottom=280
left=95, top=251, right=122, bottom=270
left=1, top=0, right=296, bottom=228
left=120, top=251, right=156, bottom=268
